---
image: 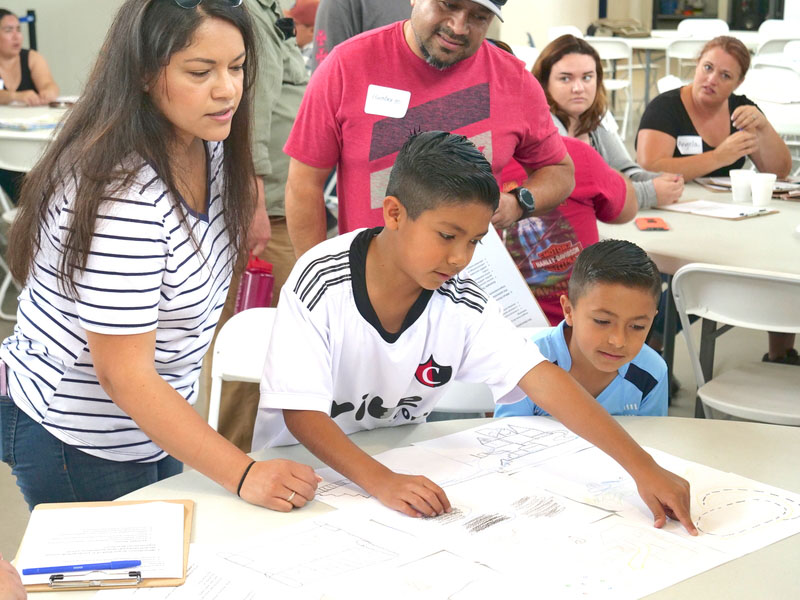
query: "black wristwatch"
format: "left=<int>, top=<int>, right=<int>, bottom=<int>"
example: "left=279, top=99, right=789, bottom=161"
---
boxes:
left=511, top=186, right=535, bottom=219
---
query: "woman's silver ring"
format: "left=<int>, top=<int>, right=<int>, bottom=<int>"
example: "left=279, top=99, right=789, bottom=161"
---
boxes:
left=286, top=491, right=296, bottom=502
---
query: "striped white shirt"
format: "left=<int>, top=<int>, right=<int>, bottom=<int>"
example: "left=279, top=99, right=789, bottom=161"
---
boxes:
left=1, top=141, right=233, bottom=462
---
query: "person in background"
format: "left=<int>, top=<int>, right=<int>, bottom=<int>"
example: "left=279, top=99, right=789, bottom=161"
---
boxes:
left=0, top=0, right=317, bottom=511
left=503, top=136, right=637, bottom=325
left=0, top=8, right=58, bottom=106
left=534, top=34, right=683, bottom=210
left=309, top=0, right=410, bottom=72
left=285, top=0, right=575, bottom=258
left=0, top=555, right=25, bottom=600
left=637, top=36, right=791, bottom=181
left=496, top=239, right=668, bottom=419
left=637, top=36, right=795, bottom=365
left=285, top=0, right=318, bottom=67
left=0, top=8, right=59, bottom=201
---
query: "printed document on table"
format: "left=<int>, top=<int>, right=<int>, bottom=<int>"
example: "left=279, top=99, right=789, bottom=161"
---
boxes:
left=96, top=545, right=267, bottom=600
left=659, top=199, right=774, bottom=219
left=463, top=226, right=549, bottom=327
left=315, top=445, right=484, bottom=510
left=17, top=502, right=184, bottom=586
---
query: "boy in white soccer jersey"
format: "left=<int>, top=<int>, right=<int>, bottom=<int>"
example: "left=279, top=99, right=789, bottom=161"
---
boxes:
left=254, top=131, right=696, bottom=534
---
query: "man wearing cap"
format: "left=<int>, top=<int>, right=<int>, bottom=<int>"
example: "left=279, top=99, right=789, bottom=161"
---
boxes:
left=283, top=0, right=575, bottom=258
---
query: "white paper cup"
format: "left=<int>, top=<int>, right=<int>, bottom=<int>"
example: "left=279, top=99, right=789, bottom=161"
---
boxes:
left=751, top=173, right=777, bottom=207
left=729, top=169, right=754, bottom=203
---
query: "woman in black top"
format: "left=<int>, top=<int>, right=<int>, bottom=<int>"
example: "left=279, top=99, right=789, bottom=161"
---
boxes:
left=636, top=36, right=790, bottom=181
left=0, top=8, right=59, bottom=106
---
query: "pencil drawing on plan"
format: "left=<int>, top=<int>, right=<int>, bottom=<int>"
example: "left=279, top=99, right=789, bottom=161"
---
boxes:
left=470, top=424, right=578, bottom=469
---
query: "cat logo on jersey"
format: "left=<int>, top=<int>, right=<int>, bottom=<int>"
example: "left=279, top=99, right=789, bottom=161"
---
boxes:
left=415, top=356, right=452, bottom=388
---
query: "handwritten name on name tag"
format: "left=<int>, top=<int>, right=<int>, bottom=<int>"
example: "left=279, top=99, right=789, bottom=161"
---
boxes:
left=676, top=135, right=703, bottom=155
left=364, top=84, right=411, bottom=119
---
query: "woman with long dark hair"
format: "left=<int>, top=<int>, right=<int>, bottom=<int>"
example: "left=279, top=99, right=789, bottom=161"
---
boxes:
left=533, top=35, right=683, bottom=209
left=0, top=0, right=318, bottom=510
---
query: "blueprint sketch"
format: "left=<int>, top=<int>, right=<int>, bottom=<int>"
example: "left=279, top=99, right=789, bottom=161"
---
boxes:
left=414, top=416, right=591, bottom=472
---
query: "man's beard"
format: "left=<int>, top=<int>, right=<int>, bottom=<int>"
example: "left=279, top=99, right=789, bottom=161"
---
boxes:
left=414, top=26, right=469, bottom=71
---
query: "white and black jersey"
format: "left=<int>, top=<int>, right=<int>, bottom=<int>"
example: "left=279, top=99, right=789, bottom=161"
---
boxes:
left=254, top=228, right=546, bottom=448
left=1, top=142, right=233, bottom=462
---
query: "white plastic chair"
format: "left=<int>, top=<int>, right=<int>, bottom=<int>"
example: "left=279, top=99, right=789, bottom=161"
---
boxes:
left=672, top=263, right=800, bottom=425
left=756, top=37, right=799, bottom=56
left=676, top=18, right=729, bottom=38
left=758, top=19, right=797, bottom=43
left=0, top=188, right=19, bottom=321
left=665, top=38, right=707, bottom=79
left=547, top=25, right=583, bottom=43
left=657, top=74, right=683, bottom=93
left=510, top=44, right=539, bottom=71
left=588, top=38, right=633, bottom=139
left=207, top=307, right=276, bottom=431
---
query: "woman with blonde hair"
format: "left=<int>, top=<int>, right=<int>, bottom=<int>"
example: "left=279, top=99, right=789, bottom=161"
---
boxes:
left=637, top=35, right=791, bottom=181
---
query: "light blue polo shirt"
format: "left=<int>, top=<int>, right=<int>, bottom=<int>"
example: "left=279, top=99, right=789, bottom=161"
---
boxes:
left=495, top=320, right=668, bottom=418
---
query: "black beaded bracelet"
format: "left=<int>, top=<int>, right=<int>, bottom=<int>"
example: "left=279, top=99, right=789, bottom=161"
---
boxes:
left=236, top=460, right=256, bottom=497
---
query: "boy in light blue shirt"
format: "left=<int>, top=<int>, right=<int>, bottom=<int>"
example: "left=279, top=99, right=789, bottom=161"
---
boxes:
left=497, top=240, right=667, bottom=418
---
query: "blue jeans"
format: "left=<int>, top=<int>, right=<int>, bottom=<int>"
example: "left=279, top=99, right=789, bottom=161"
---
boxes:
left=0, top=396, right=182, bottom=510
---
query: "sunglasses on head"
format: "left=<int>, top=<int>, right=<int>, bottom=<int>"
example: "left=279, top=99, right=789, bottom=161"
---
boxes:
left=172, top=0, right=243, bottom=8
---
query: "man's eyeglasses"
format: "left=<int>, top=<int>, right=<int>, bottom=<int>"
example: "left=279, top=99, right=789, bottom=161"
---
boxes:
left=173, top=0, right=243, bottom=8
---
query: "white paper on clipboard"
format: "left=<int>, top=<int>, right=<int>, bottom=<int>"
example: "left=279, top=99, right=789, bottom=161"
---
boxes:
left=462, top=227, right=549, bottom=328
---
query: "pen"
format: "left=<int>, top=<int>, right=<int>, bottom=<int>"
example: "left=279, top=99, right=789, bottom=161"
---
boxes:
left=22, top=560, right=141, bottom=576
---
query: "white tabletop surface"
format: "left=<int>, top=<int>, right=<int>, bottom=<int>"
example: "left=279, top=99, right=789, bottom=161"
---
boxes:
left=30, top=416, right=800, bottom=599
left=598, top=183, right=800, bottom=275
left=0, top=105, right=67, bottom=172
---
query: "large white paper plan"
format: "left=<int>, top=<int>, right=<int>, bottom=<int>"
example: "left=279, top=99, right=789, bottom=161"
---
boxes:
left=413, top=416, right=591, bottom=473
left=463, top=226, right=549, bottom=327
left=16, top=502, right=184, bottom=586
left=319, top=548, right=527, bottom=600
left=152, top=509, right=441, bottom=600
left=95, top=545, right=266, bottom=600
left=516, top=445, right=800, bottom=556
left=359, top=471, right=610, bottom=552
left=483, top=515, right=724, bottom=600
left=315, top=445, right=484, bottom=510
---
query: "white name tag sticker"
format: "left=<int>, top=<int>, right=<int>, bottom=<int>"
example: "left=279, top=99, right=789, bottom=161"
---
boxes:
left=676, top=135, right=703, bottom=155
left=364, top=84, right=411, bottom=119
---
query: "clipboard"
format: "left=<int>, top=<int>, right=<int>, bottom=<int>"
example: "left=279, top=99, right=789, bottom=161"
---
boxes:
left=15, top=499, right=193, bottom=593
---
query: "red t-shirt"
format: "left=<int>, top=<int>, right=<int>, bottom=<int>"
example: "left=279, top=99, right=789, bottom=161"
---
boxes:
left=502, top=137, right=627, bottom=325
left=285, top=21, right=566, bottom=233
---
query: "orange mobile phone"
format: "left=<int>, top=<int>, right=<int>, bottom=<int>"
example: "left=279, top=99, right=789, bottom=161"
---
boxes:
left=635, top=217, right=670, bottom=231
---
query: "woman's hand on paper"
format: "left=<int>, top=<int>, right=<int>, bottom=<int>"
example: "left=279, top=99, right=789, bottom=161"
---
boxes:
left=634, top=464, right=698, bottom=535
left=370, top=471, right=452, bottom=518
left=0, top=554, right=26, bottom=600
left=238, top=459, right=320, bottom=512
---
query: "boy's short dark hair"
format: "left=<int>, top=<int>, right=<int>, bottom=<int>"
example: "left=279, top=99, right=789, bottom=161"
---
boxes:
left=569, top=240, right=661, bottom=304
left=386, top=130, right=500, bottom=219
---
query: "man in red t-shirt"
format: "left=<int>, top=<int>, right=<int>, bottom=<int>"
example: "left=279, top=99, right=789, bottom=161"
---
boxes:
left=502, top=137, right=638, bottom=324
left=284, top=0, right=575, bottom=257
